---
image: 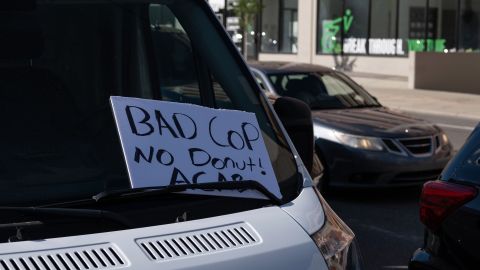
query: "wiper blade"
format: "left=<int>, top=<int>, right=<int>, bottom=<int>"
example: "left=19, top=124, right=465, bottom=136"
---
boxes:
left=0, top=206, right=134, bottom=228
left=0, top=220, right=43, bottom=229
left=93, top=180, right=282, bottom=205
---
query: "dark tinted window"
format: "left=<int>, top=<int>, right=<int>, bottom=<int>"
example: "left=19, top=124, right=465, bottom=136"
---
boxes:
left=317, top=0, right=343, bottom=54
left=0, top=1, right=299, bottom=206
left=369, top=0, right=399, bottom=55
left=261, top=0, right=299, bottom=53
left=459, top=0, right=480, bottom=52
left=370, top=0, right=397, bottom=39
left=150, top=5, right=201, bottom=105
left=398, top=0, right=427, bottom=53
left=343, top=0, right=369, bottom=55
left=447, top=128, right=480, bottom=185
left=429, top=0, right=458, bottom=52
left=212, top=78, right=235, bottom=110
left=268, top=72, right=380, bottom=109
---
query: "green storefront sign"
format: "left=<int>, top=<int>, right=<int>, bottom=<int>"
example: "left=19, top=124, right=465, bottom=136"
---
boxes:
left=321, top=9, right=353, bottom=54
left=321, top=10, right=446, bottom=54
left=407, top=39, right=446, bottom=52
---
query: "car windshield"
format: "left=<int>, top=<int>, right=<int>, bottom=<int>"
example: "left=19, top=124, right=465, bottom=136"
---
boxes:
left=268, top=72, right=381, bottom=110
left=0, top=0, right=300, bottom=206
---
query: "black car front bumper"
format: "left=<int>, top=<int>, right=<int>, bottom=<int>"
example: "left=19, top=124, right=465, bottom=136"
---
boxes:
left=316, top=139, right=453, bottom=187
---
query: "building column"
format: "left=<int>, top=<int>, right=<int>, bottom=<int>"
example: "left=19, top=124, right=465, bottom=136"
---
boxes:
left=296, top=0, right=315, bottom=63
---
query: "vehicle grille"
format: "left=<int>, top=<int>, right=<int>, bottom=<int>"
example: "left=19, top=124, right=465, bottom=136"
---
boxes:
left=137, top=223, right=260, bottom=262
left=398, top=137, right=433, bottom=156
left=0, top=243, right=126, bottom=270
left=382, top=139, right=403, bottom=154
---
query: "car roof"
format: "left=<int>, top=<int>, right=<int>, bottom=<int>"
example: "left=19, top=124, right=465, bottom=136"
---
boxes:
left=249, top=61, right=334, bottom=75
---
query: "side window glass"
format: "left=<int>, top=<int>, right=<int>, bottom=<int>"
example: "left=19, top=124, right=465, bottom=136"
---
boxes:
left=469, top=148, right=480, bottom=167
left=454, top=144, right=480, bottom=184
left=253, top=72, right=267, bottom=91
left=212, top=76, right=235, bottom=110
left=280, top=74, right=308, bottom=95
left=149, top=4, right=201, bottom=105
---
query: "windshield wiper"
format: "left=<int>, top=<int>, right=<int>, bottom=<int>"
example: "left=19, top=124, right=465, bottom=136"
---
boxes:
left=93, top=180, right=282, bottom=205
left=0, top=206, right=134, bottom=228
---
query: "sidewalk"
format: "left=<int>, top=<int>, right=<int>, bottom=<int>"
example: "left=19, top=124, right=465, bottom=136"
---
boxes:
left=347, top=73, right=480, bottom=120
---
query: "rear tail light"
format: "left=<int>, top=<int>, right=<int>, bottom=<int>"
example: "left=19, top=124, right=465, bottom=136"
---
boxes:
left=312, top=188, right=355, bottom=270
left=420, top=180, right=477, bottom=231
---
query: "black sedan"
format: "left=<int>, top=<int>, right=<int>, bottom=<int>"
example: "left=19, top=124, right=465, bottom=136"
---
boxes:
left=409, top=124, right=480, bottom=270
left=250, top=62, right=453, bottom=188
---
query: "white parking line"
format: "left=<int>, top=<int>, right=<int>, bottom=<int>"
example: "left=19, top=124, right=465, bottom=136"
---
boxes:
left=437, top=123, right=475, bottom=131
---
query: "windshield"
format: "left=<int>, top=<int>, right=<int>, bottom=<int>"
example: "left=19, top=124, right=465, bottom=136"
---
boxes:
left=268, top=72, right=381, bottom=110
left=0, top=0, right=299, bottom=206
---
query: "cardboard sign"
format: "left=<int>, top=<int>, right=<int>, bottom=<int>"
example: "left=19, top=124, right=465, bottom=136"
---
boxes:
left=110, top=96, right=282, bottom=200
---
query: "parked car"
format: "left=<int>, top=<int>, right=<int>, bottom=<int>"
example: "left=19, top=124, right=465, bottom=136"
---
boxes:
left=0, top=1, right=359, bottom=270
left=250, top=62, right=453, bottom=188
left=409, top=124, right=480, bottom=270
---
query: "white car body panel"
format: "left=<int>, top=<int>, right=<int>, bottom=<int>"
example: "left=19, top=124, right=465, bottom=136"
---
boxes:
left=0, top=206, right=327, bottom=270
left=281, top=187, right=325, bottom=235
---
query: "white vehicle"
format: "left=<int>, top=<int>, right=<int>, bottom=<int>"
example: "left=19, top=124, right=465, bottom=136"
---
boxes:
left=0, top=1, right=359, bottom=269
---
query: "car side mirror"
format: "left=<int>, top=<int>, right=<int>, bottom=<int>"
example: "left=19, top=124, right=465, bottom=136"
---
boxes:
left=273, top=97, right=314, bottom=174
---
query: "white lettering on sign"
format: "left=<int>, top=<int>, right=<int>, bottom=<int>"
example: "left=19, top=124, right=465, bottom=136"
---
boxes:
left=343, top=38, right=367, bottom=54
left=110, top=96, right=282, bottom=200
left=368, top=38, right=405, bottom=55
left=396, top=39, right=405, bottom=55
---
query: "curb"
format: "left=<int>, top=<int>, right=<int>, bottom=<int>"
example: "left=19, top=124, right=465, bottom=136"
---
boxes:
left=388, top=106, right=480, bottom=121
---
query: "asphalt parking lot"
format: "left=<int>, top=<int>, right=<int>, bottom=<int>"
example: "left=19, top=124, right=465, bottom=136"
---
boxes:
left=326, top=112, right=478, bottom=270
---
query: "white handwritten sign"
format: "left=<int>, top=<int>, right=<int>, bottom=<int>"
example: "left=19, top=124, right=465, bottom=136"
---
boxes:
left=110, top=96, right=282, bottom=200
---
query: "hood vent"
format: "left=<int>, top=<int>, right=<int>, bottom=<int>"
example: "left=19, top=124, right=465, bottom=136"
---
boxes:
left=0, top=243, right=127, bottom=270
left=137, top=223, right=260, bottom=262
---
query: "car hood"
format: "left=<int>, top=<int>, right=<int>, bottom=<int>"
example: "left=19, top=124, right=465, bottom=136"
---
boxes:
left=312, top=107, right=440, bottom=138
left=0, top=203, right=327, bottom=270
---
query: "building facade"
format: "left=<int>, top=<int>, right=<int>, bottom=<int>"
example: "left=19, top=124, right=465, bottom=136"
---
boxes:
left=256, top=0, right=480, bottom=76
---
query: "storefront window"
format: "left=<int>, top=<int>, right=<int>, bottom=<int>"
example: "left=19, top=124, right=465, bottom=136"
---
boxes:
left=343, top=0, right=369, bottom=54
left=369, top=0, right=400, bottom=55
left=430, top=0, right=458, bottom=52
left=261, top=0, right=298, bottom=53
left=370, top=0, right=397, bottom=39
left=397, top=0, right=427, bottom=54
left=317, top=0, right=344, bottom=54
left=459, top=0, right=480, bottom=52
left=214, top=0, right=480, bottom=57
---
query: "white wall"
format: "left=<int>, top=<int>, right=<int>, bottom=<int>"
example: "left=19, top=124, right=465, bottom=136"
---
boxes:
left=296, top=0, right=315, bottom=62
left=313, top=55, right=410, bottom=76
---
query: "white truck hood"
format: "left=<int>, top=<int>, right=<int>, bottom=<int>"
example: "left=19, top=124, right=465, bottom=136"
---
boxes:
left=0, top=192, right=327, bottom=270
